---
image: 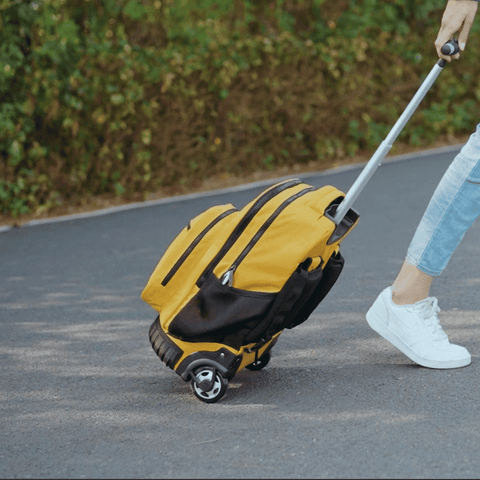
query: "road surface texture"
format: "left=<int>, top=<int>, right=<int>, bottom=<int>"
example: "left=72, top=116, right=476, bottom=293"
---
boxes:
left=2, top=146, right=480, bottom=478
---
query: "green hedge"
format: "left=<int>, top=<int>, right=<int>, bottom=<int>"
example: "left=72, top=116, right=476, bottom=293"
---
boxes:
left=1, top=0, right=480, bottom=217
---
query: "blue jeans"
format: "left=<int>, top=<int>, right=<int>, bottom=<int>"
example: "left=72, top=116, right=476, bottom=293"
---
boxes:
left=406, top=123, right=480, bottom=276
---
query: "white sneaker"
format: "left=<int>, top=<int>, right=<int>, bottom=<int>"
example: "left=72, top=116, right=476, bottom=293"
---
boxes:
left=366, top=287, right=471, bottom=369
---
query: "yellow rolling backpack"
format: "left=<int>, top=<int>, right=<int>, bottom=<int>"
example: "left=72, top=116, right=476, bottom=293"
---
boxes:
left=141, top=179, right=358, bottom=402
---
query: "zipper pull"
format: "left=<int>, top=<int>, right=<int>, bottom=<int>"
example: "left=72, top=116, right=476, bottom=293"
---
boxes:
left=221, top=266, right=236, bottom=287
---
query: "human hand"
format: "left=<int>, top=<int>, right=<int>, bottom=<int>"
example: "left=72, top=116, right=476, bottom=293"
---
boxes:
left=435, top=0, right=478, bottom=62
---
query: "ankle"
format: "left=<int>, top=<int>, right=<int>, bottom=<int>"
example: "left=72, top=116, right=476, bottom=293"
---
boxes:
left=391, top=262, right=432, bottom=306
left=391, top=289, right=427, bottom=306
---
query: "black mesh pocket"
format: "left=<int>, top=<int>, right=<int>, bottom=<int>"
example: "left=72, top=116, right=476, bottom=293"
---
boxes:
left=286, top=250, right=344, bottom=330
left=244, top=262, right=311, bottom=344
left=168, top=274, right=276, bottom=350
left=168, top=251, right=344, bottom=351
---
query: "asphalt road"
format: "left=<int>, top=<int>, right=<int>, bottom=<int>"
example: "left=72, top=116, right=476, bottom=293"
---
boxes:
left=2, top=146, right=480, bottom=479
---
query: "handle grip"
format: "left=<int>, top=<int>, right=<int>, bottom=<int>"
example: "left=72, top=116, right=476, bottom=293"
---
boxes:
left=440, top=38, right=460, bottom=56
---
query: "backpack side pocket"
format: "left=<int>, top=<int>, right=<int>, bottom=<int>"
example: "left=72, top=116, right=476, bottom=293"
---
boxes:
left=286, top=250, right=344, bottom=330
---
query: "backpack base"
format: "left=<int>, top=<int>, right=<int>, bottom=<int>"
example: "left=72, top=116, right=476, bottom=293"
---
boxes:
left=149, top=316, right=279, bottom=403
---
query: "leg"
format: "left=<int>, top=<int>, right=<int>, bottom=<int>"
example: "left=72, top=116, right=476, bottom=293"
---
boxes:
left=393, top=123, right=480, bottom=304
left=366, top=123, right=480, bottom=368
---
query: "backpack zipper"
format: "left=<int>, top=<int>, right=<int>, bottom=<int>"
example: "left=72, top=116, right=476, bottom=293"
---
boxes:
left=161, top=207, right=237, bottom=286
left=220, top=186, right=315, bottom=287
left=196, top=178, right=302, bottom=287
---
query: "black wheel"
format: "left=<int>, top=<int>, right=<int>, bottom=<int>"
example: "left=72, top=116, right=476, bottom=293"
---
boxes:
left=246, top=351, right=271, bottom=371
left=191, top=367, right=228, bottom=403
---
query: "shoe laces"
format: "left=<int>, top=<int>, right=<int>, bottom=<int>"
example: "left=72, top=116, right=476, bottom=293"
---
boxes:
left=414, top=297, right=447, bottom=342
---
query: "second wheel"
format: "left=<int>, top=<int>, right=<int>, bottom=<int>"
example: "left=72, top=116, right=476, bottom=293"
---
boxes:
left=245, top=351, right=271, bottom=371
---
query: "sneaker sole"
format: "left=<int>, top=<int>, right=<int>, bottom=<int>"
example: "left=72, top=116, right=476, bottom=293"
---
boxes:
left=366, top=308, right=471, bottom=370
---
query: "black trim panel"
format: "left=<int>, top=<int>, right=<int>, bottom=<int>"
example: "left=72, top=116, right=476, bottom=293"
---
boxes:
left=149, top=316, right=183, bottom=369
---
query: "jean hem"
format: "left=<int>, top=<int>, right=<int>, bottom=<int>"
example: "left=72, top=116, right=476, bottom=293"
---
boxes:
left=405, top=254, right=442, bottom=277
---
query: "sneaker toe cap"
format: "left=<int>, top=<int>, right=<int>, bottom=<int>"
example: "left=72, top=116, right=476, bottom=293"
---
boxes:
left=426, top=343, right=471, bottom=365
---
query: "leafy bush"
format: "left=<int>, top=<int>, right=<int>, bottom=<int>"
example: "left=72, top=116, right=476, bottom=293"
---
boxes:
left=1, top=0, right=480, bottom=217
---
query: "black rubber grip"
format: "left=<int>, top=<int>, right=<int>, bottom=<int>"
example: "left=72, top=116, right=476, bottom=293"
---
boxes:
left=441, top=39, right=460, bottom=56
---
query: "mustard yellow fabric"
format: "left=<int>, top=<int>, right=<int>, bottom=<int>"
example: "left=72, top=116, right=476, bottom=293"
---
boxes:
left=141, top=179, right=357, bottom=335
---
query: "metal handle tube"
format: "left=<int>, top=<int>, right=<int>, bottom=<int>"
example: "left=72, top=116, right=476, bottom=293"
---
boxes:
left=332, top=61, right=445, bottom=224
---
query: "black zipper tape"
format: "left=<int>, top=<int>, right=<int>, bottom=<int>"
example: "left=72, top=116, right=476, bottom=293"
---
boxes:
left=226, top=186, right=315, bottom=276
left=196, top=179, right=302, bottom=287
left=161, top=208, right=237, bottom=286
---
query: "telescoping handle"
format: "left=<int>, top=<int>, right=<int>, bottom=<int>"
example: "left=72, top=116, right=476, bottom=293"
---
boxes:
left=332, top=39, right=460, bottom=225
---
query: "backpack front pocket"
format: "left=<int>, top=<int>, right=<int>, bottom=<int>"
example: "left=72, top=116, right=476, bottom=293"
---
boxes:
left=168, top=274, right=276, bottom=350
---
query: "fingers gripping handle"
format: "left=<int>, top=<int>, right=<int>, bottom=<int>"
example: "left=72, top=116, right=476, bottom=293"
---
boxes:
left=438, top=39, right=460, bottom=68
left=332, top=43, right=454, bottom=225
left=440, top=38, right=460, bottom=56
